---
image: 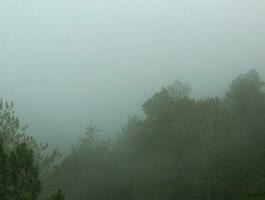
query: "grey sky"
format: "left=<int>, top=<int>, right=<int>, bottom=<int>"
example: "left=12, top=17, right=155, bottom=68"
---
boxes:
left=0, top=0, right=265, bottom=148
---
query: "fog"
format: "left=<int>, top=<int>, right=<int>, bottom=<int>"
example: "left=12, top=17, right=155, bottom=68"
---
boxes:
left=1, top=0, right=265, bottom=149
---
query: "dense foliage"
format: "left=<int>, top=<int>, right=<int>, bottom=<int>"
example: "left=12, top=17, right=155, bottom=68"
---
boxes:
left=0, top=101, right=65, bottom=200
left=41, top=69, right=265, bottom=200
left=2, top=69, right=265, bottom=200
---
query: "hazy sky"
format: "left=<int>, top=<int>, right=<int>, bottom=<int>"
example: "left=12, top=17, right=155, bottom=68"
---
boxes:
left=1, top=0, right=265, bottom=148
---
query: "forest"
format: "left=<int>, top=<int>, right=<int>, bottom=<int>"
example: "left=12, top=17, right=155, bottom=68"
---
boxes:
left=1, top=69, right=265, bottom=200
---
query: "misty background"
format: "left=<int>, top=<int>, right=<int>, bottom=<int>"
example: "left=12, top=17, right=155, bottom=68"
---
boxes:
left=0, top=0, right=265, bottom=149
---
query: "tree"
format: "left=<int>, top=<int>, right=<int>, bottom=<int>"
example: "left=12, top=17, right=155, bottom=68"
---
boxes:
left=0, top=140, right=41, bottom=200
left=0, top=100, right=66, bottom=200
left=42, top=72, right=265, bottom=200
left=0, top=100, right=62, bottom=179
left=9, top=142, right=41, bottom=200
left=0, top=139, right=8, bottom=199
left=225, top=70, right=265, bottom=197
left=142, top=80, right=191, bottom=119
left=225, top=69, right=265, bottom=128
left=43, top=122, right=129, bottom=200
left=116, top=80, right=251, bottom=200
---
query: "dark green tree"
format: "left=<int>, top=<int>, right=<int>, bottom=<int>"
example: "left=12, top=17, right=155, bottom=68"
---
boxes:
left=225, top=70, right=265, bottom=197
left=225, top=69, right=265, bottom=130
left=8, top=142, right=41, bottom=200
left=0, top=139, right=8, bottom=199
left=41, top=71, right=265, bottom=200
left=0, top=100, right=66, bottom=200
left=43, top=122, right=129, bottom=200
left=116, top=80, right=253, bottom=200
left=0, top=140, right=41, bottom=200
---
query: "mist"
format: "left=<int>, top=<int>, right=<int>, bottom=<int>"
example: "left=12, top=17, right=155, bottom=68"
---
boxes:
left=1, top=0, right=265, bottom=199
left=1, top=0, right=265, bottom=149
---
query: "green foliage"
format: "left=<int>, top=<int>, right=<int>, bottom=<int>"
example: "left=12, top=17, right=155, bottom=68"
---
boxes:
left=115, top=72, right=265, bottom=199
left=143, top=80, right=191, bottom=119
left=0, top=102, right=42, bottom=200
left=14, top=70, right=265, bottom=200
left=9, top=142, right=41, bottom=200
left=43, top=122, right=130, bottom=200
left=225, top=69, right=265, bottom=198
left=0, top=140, right=41, bottom=200
left=118, top=97, right=248, bottom=200
left=0, top=139, right=8, bottom=199
left=0, top=100, right=62, bottom=179
left=226, top=69, right=265, bottom=125
left=0, top=100, right=66, bottom=200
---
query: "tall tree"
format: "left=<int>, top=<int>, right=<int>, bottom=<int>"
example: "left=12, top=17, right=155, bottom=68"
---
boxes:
left=0, top=100, right=62, bottom=179
left=225, top=70, right=265, bottom=197
left=0, top=100, right=66, bottom=200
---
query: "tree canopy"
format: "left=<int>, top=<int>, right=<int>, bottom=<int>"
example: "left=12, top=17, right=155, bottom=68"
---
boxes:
left=2, top=69, right=265, bottom=200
